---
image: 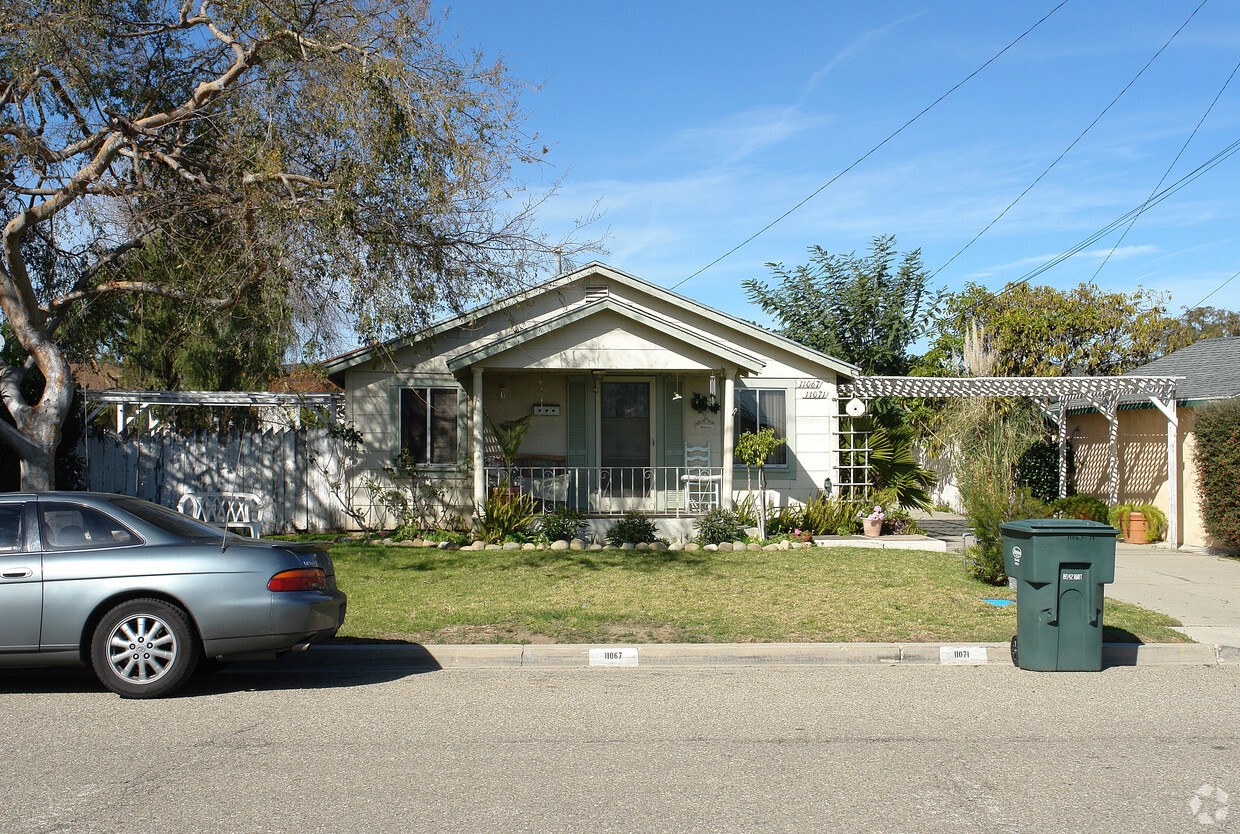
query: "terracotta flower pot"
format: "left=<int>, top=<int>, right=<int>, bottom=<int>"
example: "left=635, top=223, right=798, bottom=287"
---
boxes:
left=863, top=518, right=882, bottom=538
left=1124, top=511, right=1147, bottom=544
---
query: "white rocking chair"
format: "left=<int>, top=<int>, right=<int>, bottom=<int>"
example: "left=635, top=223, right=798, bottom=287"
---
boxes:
left=682, top=443, right=721, bottom=513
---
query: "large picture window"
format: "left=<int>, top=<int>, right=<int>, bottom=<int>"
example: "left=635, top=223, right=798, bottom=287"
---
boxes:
left=733, top=388, right=787, bottom=466
left=401, top=387, right=459, bottom=465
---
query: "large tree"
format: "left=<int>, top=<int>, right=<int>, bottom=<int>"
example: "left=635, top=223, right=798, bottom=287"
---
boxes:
left=743, top=235, right=941, bottom=376
left=1, top=0, right=588, bottom=489
left=922, top=282, right=1191, bottom=377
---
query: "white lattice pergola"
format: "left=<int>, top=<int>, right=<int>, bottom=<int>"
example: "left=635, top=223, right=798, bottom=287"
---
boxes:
left=84, top=390, right=344, bottom=432
left=836, top=375, right=1182, bottom=544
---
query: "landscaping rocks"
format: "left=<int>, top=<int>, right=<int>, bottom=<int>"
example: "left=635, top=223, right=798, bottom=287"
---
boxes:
left=550, top=540, right=569, bottom=550
left=587, top=543, right=604, bottom=550
left=569, top=539, right=585, bottom=550
left=684, top=543, right=700, bottom=552
left=502, top=542, right=520, bottom=550
left=620, top=543, right=635, bottom=550
left=704, top=543, right=718, bottom=551
left=717, top=542, right=733, bottom=551
left=668, top=542, right=684, bottom=551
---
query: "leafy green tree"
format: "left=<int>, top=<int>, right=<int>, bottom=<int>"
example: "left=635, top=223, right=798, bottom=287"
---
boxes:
left=744, top=235, right=941, bottom=377
left=1, top=0, right=592, bottom=489
left=736, top=427, right=786, bottom=541
left=1172, top=306, right=1240, bottom=343
left=924, top=282, right=1190, bottom=377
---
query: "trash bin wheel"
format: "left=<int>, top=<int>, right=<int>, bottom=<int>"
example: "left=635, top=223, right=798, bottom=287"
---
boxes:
left=1010, top=634, right=1018, bottom=667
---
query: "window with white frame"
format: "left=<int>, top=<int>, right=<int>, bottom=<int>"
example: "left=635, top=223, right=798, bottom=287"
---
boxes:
left=400, top=387, right=459, bottom=465
left=733, top=388, right=787, bottom=466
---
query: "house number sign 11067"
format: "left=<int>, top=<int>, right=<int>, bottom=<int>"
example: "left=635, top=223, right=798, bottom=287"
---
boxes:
left=798, top=379, right=829, bottom=399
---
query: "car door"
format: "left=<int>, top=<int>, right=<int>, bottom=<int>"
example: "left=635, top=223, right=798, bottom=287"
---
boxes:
left=0, top=500, right=42, bottom=651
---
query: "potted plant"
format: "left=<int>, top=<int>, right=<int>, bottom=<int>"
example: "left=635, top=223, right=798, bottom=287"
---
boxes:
left=1108, top=502, right=1167, bottom=544
left=859, top=505, right=886, bottom=537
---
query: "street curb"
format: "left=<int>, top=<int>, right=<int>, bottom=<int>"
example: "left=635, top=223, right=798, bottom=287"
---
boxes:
left=314, top=641, right=1223, bottom=669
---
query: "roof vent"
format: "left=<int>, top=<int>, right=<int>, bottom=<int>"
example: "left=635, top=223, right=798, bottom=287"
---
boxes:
left=584, top=286, right=609, bottom=302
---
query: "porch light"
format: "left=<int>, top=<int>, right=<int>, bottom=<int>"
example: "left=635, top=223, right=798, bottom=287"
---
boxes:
left=498, top=382, right=506, bottom=400
left=673, top=374, right=682, bottom=401
left=709, top=374, right=717, bottom=397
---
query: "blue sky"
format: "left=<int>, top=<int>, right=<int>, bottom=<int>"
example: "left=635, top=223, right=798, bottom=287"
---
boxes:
left=441, top=0, right=1240, bottom=328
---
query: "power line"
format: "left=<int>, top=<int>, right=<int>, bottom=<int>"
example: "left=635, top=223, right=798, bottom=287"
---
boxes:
left=1186, top=269, right=1240, bottom=311
left=998, top=136, right=1240, bottom=292
left=1087, top=55, right=1240, bottom=284
left=931, top=0, right=1210, bottom=280
left=669, top=0, right=1072, bottom=291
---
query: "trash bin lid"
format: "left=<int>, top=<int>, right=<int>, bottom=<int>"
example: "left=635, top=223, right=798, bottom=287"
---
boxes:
left=1000, top=519, right=1117, bottom=536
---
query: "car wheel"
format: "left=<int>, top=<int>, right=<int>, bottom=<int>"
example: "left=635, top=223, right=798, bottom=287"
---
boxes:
left=90, top=599, right=199, bottom=698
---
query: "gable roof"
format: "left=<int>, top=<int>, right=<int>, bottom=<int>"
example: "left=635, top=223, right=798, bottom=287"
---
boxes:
left=443, top=296, right=766, bottom=374
left=321, top=261, right=859, bottom=378
left=1125, top=336, right=1240, bottom=403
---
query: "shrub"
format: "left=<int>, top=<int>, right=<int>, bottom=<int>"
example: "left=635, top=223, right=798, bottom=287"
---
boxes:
left=1048, top=494, right=1108, bottom=524
left=965, top=487, right=1048, bottom=584
left=1016, top=437, right=1074, bottom=503
left=476, top=488, right=538, bottom=544
left=538, top=506, right=586, bottom=542
left=884, top=506, right=923, bottom=535
left=605, top=511, right=659, bottom=546
left=766, top=504, right=804, bottom=537
left=1194, top=398, right=1240, bottom=550
left=695, top=508, right=747, bottom=544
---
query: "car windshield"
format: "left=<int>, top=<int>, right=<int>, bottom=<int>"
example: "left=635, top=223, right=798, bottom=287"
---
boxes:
left=110, top=497, right=235, bottom=541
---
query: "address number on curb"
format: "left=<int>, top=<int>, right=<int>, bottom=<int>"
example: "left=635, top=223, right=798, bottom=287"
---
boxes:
left=940, top=646, right=989, bottom=665
left=590, top=648, right=639, bottom=667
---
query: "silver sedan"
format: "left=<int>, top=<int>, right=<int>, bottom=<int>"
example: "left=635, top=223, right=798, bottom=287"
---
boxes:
left=0, top=492, right=346, bottom=698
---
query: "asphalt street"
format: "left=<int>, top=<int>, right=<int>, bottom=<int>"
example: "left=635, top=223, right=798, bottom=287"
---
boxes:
left=3, top=657, right=1238, bottom=833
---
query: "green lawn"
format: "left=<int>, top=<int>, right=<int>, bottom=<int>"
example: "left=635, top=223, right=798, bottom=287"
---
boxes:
left=325, top=543, right=1188, bottom=645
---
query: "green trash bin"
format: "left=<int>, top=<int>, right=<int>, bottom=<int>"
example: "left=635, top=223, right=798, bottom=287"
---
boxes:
left=1001, top=519, right=1118, bottom=671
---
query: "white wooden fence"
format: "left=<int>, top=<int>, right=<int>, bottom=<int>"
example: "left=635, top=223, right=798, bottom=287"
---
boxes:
left=83, top=428, right=347, bottom=534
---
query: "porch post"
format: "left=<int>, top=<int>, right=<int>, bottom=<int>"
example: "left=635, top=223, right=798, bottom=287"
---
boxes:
left=722, top=370, right=735, bottom=509
left=472, top=368, right=485, bottom=510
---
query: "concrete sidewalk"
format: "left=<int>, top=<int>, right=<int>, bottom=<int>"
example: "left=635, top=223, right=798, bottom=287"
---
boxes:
left=1108, top=541, right=1240, bottom=658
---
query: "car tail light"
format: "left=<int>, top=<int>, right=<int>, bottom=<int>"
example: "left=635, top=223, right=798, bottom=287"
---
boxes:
left=268, top=568, right=327, bottom=592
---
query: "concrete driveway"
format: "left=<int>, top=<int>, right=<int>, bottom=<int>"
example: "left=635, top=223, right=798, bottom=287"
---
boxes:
left=1108, top=542, right=1240, bottom=654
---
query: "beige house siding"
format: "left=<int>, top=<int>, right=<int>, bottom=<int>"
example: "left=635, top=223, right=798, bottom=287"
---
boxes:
left=1068, top=405, right=1217, bottom=548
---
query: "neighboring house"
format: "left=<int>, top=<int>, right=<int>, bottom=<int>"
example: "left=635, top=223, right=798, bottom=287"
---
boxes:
left=322, top=262, right=860, bottom=534
left=1068, top=336, right=1240, bottom=549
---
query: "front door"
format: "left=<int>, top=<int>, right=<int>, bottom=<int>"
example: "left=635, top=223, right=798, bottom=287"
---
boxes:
left=599, top=380, right=652, bottom=510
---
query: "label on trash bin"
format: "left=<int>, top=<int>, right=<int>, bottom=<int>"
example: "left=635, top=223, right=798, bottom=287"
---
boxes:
left=1011, top=546, right=1022, bottom=567
left=940, top=646, right=988, bottom=665
left=1062, top=572, right=1084, bottom=581
left=590, top=648, right=638, bottom=666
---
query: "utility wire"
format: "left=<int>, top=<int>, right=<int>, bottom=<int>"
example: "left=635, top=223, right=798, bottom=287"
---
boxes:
left=1088, top=55, right=1240, bottom=284
left=931, top=0, right=1210, bottom=280
left=669, top=0, right=1072, bottom=291
left=1185, top=269, right=1240, bottom=311
left=997, top=135, right=1240, bottom=292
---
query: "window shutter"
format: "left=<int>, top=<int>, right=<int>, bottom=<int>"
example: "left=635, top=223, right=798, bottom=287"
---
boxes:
left=565, top=376, right=591, bottom=467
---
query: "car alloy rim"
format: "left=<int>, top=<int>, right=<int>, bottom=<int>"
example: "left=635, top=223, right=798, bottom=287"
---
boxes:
left=106, top=614, right=178, bottom=684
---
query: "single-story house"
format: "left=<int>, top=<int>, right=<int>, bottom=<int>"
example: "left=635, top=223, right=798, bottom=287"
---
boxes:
left=322, top=262, right=860, bottom=534
left=1068, top=336, right=1240, bottom=549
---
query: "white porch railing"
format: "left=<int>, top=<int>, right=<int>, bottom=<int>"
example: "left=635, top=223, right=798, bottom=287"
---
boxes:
left=484, top=466, right=724, bottom=516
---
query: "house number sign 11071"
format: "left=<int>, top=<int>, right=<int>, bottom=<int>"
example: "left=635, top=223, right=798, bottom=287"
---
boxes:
left=797, top=379, right=829, bottom=399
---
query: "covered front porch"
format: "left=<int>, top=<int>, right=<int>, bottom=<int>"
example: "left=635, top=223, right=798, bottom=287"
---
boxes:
left=441, top=288, right=772, bottom=518
left=467, top=369, right=744, bottom=517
